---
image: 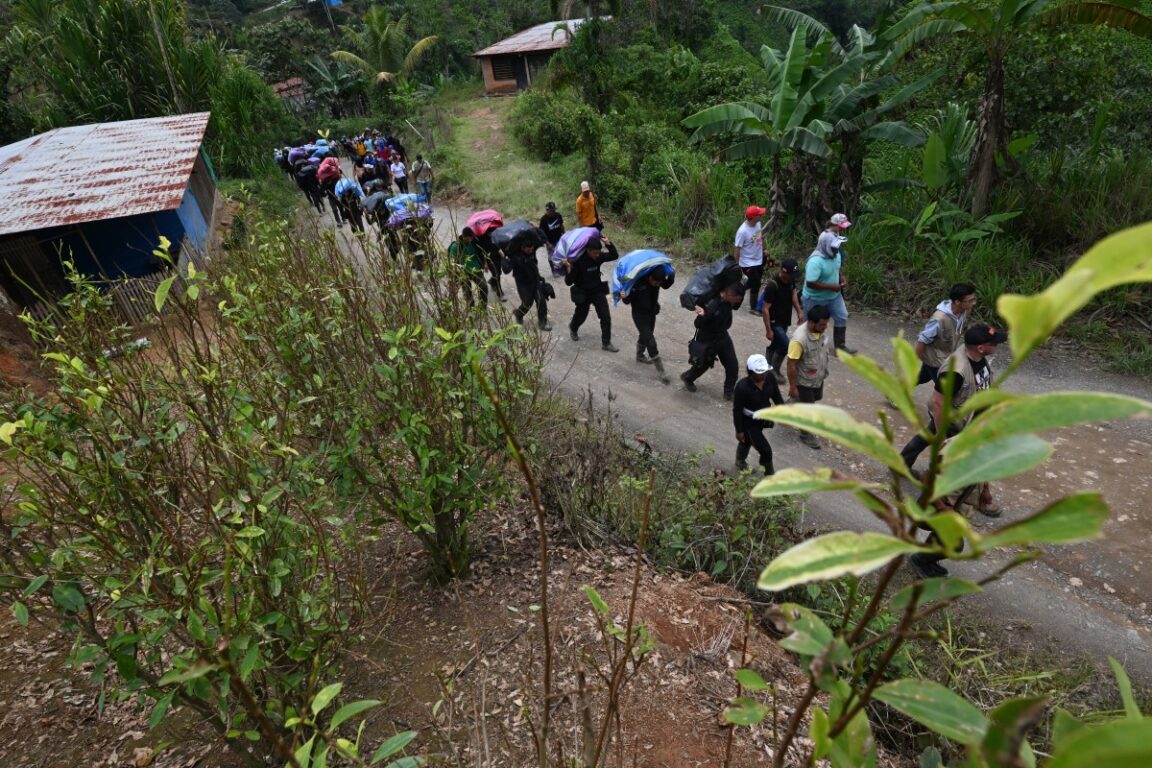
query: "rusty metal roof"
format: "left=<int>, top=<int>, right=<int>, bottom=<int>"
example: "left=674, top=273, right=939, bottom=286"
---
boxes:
left=474, top=18, right=589, bottom=57
left=0, top=112, right=211, bottom=237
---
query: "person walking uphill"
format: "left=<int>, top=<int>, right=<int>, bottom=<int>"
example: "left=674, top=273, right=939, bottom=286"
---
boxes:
left=788, top=305, right=834, bottom=449
left=564, top=235, right=620, bottom=351
left=576, top=181, right=601, bottom=230
left=914, top=283, right=976, bottom=385
left=899, top=324, right=1007, bottom=510
left=802, top=214, right=854, bottom=354
left=680, top=282, right=745, bottom=399
left=450, top=227, right=487, bottom=307
left=411, top=154, right=433, bottom=198
left=735, top=205, right=769, bottom=314
left=539, top=202, right=565, bottom=258
left=757, top=259, right=803, bottom=383
left=504, top=237, right=553, bottom=331
left=902, top=324, right=1008, bottom=578
left=733, top=354, right=785, bottom=474
left=622, top=266, right=675, bottom=383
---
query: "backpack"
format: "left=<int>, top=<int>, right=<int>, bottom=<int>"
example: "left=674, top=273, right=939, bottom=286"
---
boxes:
left=679, top=255, right=743, bottom=310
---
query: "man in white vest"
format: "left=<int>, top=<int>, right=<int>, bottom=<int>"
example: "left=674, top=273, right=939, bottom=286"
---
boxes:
left=913, top=283, right=976, bottom=385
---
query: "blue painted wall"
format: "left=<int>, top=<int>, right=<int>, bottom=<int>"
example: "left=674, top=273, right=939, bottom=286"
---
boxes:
left=52, top=208, right=186, bottom=280
left=176, top=180, right=209, bottom=251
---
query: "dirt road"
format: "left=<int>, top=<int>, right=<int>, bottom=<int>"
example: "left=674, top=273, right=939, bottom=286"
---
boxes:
left=326, top=186, right=1152, bottom=682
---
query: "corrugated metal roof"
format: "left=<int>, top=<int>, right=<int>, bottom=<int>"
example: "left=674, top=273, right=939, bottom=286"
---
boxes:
left=0, top=112, right=211, bottom=237
left=474, top=19, right=588, bottom=57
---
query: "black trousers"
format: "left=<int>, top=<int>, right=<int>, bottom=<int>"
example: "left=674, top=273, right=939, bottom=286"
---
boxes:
left=571, top=292, right=612, bottom=344
left=395, top=176, right=409, bottom=193
left=899, top=416, right=959, bottom=469
left=632, top=310, right=659, bottom=358
left=340, top=200, right=364, bottom=233
left=323, top=187, right=344, bottom=223
left=515, top=278, right=548, bottom=322
left=736, top=417, right=775, bottom=473
left=743, top=264, right=764, bottom=308
left=683, top=334, right=738, bottom=395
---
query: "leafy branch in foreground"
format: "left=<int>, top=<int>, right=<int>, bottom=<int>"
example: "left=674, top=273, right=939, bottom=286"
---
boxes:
left=723, top=221, right=1152, bottom=767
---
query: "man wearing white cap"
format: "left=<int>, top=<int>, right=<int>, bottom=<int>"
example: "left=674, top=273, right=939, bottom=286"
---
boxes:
left=732, top=354, right=785, bottom=474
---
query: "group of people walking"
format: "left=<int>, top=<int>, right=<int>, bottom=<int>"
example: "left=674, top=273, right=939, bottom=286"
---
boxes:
left=275, top=128, right=434, bottom=236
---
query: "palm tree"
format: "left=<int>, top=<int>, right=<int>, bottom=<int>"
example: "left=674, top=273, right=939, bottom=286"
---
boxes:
left=330, top=9, right=437, bottom=88
left=880, top=0, right=1152, bottom=217
left=683, top=23, right=933, bottom=225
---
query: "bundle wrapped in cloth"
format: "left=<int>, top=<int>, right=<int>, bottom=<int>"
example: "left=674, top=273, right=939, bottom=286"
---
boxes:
left=548, top=226, right=601, bottom=276
left=611, top=250, right=674, bottom=305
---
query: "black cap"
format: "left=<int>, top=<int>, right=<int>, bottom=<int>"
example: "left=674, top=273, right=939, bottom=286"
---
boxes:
left=546, top=201, right=556, bottom=210
left=964, top=325, right=1008, bottom=346
left=780, top=258, right=799, bottom=274
left=586, top=236, right=603, bottom=250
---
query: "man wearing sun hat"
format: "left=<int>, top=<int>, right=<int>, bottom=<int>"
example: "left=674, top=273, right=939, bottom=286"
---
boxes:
left=802, top=212, right=855, bottom=355
left=735, top=205, right=770, bottom=314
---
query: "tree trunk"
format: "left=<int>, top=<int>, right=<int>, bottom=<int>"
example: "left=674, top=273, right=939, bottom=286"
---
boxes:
left=968, top=49, right=1006, bottom=219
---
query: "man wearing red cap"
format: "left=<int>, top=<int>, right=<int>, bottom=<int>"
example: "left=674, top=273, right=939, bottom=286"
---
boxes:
left=735, top=205, right=769, bottom=314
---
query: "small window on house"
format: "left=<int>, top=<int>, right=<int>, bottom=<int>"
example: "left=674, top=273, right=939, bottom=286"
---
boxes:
left=491, top=57, right=516, bottom=81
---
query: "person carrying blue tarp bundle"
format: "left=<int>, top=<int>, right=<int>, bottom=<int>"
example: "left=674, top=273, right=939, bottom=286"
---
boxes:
left=615, top=250, right=675, bottom=383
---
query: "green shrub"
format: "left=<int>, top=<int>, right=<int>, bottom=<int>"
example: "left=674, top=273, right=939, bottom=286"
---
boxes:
left=509, top=88, right=603, bottom=160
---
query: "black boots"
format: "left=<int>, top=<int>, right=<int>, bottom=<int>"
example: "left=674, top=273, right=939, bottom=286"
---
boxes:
left=768, top=351, right=787, bottom=384
left=833, top=326, right=856, bottom=355
left=651, top=356, right=670, bottom=384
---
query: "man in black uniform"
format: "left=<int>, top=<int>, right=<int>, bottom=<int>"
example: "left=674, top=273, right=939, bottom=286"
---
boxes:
left=733, top=354, right=785, bottom=474
left=539, top=201, right=565, bottom=259
left=563, top=235, right=620, bottom=352
left=680, top=282, right=745, bottom=399
left=504, top=235, right=553, bottom=331
left=622, top=266, right=675, bottom=383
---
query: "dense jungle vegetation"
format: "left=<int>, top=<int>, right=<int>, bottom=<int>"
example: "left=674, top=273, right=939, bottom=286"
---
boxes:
left=5, top=0, right=1147, bottom=365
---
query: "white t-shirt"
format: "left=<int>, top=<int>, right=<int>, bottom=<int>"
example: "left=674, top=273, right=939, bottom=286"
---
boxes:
left=390, top=161, right=407, bottom=180
left=735, top=220, right=764, bottom=267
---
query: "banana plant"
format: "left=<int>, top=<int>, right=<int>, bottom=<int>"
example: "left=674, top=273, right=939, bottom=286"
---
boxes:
left=682, top=22, right=933, bottom=225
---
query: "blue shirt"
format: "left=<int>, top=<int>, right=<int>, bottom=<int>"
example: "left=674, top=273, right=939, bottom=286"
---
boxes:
left=802, top=251, right=841, bottom=301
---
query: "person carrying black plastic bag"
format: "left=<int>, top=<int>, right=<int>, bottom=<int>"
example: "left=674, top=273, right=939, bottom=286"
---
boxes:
left=504, top=236, right=553, bottom=331
left=563, top=235, right=620, bottom=352
left=680, top=282, right=745, bottom=399
left=733, top=354, right=784, bottom=474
